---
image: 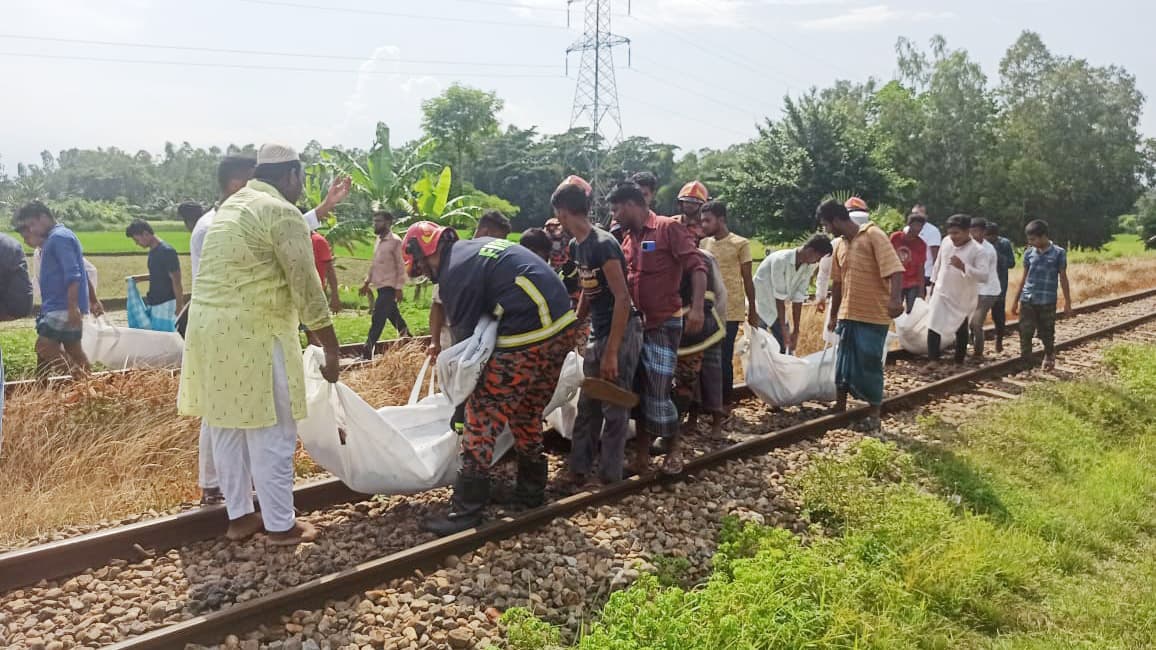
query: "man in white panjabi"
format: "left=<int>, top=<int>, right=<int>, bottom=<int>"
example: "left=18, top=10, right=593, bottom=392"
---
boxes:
left=178, top=144, right=341, bottom=545
left=926, top=214, right=991, bottom=368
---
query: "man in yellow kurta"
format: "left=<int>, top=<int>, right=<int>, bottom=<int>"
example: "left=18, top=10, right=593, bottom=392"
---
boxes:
left=178, top=143, right=341, bottom=545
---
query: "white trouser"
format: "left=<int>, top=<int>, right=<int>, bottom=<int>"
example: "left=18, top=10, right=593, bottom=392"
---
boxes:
left=207, top=342, right=297, bottom=533
left=198, top=420, right=217, bottom=489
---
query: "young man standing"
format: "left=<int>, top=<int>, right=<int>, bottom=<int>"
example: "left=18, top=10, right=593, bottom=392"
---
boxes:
left=361, top=210, right=409, bottom=359
left=14, top=202, right=92, bottom=377
left=889, top=212, right=928, bottom=313
left=404, top=222, right=577, bottom=536
left=125, top=219, right=183, bottom=332
left=820, top=200, right=905, bottom=432
left=612, top=181, right=706, bottom=475
left=968, top=217, right=1001, bottom=360
left=753, top=234, right=834, bottom=353
left=910, top=204, right=942, bottom=289
left=699, top=200, right=758, bottom=404
left=1012, top=219, right=1071, bottom=370
left=985, top=222, right=1016, bottom=352
left=926, top=214, right=990, bottom=366
left=553, top=180, right=641, bottom=486
left=179, top=144, right=342, bottom=546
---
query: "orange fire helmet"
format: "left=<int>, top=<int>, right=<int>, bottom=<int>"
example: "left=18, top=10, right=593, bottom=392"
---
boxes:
left=402, top=221, right=458, bottom=276
left=677, top=180, right=709, bottom=205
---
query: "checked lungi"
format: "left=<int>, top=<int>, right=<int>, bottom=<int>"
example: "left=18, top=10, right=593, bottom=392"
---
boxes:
left=638, top=317, right=682, bottom=440
left=835, top=319, right=890, bottom=406
left=126, top=278, right=177, bottom=332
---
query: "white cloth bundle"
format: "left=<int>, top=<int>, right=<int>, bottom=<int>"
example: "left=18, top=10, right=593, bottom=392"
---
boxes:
left=81, top=316, right=184, bottom=370
left=742, top=324, right=837, bottom=407
left=894, top=297, right=954, bottom=355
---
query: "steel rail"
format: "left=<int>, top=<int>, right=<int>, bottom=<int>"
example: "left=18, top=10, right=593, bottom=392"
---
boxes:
left=2, top=288, right=1154, bottom=593
left=102, top=306, right=1156, bottom=649
left=7, top=287, right=1156, bottom=397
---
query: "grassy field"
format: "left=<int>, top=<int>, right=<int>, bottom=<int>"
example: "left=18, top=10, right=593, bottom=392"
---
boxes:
left=506, top=344, right=1156, bottom=648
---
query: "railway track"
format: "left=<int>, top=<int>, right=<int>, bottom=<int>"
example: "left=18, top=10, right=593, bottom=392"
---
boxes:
left=3, top=287, right=1155, bottom=595
left=0, top=293, right=1151, bottom=648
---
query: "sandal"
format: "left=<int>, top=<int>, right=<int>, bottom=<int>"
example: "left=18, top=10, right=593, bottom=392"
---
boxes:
left=199, top=487, right=225, bottom=506
left=660, top=449, right=685, bottom=475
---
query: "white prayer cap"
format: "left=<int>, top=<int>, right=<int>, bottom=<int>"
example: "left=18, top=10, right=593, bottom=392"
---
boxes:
left=849, top=210, right=871, bottom=226
left=256, top=143, right=300, bottom=165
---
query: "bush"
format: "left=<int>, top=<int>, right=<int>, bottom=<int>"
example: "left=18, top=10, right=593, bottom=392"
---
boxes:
left=49, top=197, right=135, bottom=231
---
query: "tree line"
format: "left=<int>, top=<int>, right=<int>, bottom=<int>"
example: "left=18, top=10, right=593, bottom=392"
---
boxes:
left=1, top=31, right=1153, bottom=247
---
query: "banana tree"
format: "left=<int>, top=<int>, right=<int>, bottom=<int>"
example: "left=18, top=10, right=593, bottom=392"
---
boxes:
left=322, top=122, right=437, bottom=216
left=302, top=162, right=371, bottom=255
left=406, top=165, right=480, bottom=229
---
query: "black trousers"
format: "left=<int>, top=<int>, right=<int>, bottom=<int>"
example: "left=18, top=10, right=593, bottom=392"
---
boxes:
left=364, top=288, right=409, bottom=357
left=722, top=321, right=740, bottom=403
left=928, top=319, right=969, bottom=363
left=991, top=286, right=1008, bottom=336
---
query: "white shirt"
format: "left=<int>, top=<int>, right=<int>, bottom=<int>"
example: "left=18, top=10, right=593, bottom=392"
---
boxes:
left=753, top=249, right=817, bottom=325
left=927, top=237, right=990, bottom=335
left=190, top=207, right=319, bottom=282
left=975, top=239, right=1001, bottom=296
left=916, top=222, right=942, bottom=278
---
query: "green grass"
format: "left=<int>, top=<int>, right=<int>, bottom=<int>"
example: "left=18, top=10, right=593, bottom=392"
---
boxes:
left=505, top=344, right=1156, bottom=649
left=1066, top=233, right=1154, bottom=264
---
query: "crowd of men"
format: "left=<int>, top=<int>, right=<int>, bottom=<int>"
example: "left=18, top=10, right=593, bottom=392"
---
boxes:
left=0, top=145, right=1075, bottom=543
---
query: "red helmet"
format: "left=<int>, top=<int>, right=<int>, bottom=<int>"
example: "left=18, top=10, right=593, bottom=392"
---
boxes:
left=402, top=221, right=457, bottom=276
left=844, top=196, right=869, bottom=212
left=677, top=180, right=709, bottom=204
left=557, top=175, right=592, bottom=196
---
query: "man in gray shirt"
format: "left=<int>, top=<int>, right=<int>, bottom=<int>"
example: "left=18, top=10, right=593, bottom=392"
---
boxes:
left=0, top=232, right=34, bottom=454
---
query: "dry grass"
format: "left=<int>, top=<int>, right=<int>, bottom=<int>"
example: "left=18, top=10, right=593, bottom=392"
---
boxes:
left=0, top=345, right=429, bottom=547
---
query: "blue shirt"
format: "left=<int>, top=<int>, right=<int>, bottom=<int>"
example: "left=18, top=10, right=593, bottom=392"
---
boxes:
left=40, top=224, right=89, bottom=314
left=992, top=236, right=1016, bottom=291
left=1021, top=243, right=1066, bottom=306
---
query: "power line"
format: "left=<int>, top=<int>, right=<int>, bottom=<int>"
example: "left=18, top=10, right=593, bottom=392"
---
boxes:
left=630, top=51, right=772, bottom=110
left=0, top=51, right=567, bottom=78
left=0, top=34, right=558, bottom=68
left=619, top=91, right=755, bottom=140
left=627, top=13, right=808, bottom=89
left=625, top=67, right=765, bottom=118
left=239, top=0, right=568, bottom=29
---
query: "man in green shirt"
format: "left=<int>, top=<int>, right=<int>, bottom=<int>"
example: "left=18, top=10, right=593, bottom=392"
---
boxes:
left=178, top=144, right=341, bottom=546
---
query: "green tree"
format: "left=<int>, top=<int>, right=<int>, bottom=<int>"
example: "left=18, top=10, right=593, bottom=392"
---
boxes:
left=420, top=84, right=504, bottom=184
left=988, top=31, right=1145, bottom=246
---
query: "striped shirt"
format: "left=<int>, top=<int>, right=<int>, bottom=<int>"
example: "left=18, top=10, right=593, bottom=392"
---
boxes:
left=830, top=223, right=905, bottom=325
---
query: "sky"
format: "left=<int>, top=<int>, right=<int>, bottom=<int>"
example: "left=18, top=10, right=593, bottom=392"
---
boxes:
left=1, top=0, right=1154, bottom=169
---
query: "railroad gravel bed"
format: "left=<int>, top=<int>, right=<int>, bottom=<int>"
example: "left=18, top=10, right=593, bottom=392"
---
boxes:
left=1, top=299, right=1155, bottom=649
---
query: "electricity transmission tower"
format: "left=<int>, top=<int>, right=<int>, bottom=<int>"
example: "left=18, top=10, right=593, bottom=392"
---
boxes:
left=565, top=0, right=630, bottom=209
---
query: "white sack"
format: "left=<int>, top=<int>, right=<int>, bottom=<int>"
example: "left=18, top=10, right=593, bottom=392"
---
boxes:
left=894, top=297, right=953, bottom=356
left=297, top=349, right=512, bottom=495
left=436, top=316, right=498, bottom=407
left=742, top=324, right=837, bottom=407
left=82, top=316, right=183, bottom=370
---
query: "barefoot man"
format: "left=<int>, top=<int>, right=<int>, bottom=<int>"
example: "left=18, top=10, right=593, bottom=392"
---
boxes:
left=178, top=144, right=341, bottom=545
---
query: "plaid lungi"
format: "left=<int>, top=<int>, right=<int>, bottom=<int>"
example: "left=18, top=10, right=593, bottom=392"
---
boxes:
left=640, top=317, right=682, bottom=439
left=126, top=278, right=177, bottom=333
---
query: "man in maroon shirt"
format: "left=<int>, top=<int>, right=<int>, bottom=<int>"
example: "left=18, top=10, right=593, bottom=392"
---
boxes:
left=609, top=181, right=706, bottom=475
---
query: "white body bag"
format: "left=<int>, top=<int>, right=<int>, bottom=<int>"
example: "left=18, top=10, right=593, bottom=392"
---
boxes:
left=893, top=297, right=954, bottom=355
left=742, top=324, right=838, bottom=407
left=81, top=316, right=184, bottom=370
left=297, top=349, right=513, bottom=495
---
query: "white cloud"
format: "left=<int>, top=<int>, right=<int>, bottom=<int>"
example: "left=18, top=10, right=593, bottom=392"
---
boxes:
left=337, top=45, right=442, bottom=144
left=799, top=4, right=955, bottom=31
